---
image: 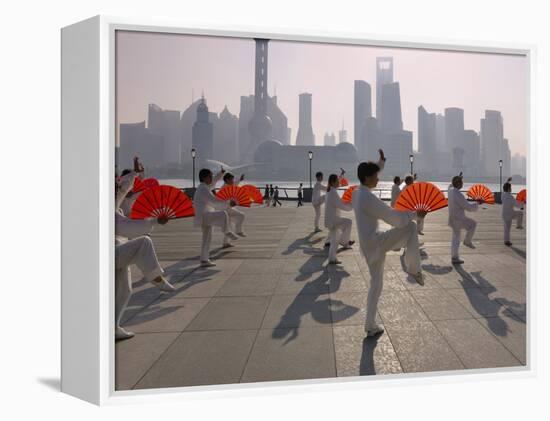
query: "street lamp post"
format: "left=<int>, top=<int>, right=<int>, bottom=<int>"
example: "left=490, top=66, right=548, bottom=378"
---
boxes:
left=308, top=151, right=313, bottom=189
left=191, top=148, right=196, bottom=189
left=499, top=159, right=503, bottom=195
left=409, top=154, right=414, bottom=175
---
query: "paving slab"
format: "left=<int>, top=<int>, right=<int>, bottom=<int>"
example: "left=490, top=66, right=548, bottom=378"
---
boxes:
left=411, top=289, right=473, bottom=321
left=434, top=319, right=521, bottom=369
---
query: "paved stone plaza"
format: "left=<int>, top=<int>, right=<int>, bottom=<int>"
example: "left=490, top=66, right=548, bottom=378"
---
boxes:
left=115, top=202, right=527, bottom=390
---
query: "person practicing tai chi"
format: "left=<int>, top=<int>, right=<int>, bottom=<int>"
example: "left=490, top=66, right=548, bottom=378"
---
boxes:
left=115, top=158, right=175, bottom=340
left=501, top=181, right=524, bottom=246
left=194, top=167, right=239, bottom=267
left=447, top=174, right=480, bottom=264
left=390, top=176, right=401, bottom=208
left=402, top=174, right=424, bottom=235
left=325, top=174, right=355, bottom=264
left=352, top=149, right=425, bottom=337
left=312, top=168, right=345, bottom=233
left=222, top=172, right=247, bottom=237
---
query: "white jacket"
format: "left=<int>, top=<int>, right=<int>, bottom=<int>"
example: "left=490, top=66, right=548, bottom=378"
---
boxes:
left=193, top=172, right=228, bottom=227
left=391, top=184, right=401, bottom=207
left=116, top=171, right=138, bottom=211
left=115, top=210, right=156, bottom=245
left=312, top=181, right=327, bottom=206
left=447, top=187, right=478, bottom=229
left=501, top=191, right=523, bottom=221
left=353, top=185, right=414, bottom=264
left=324, top=188, right=353, bottom=229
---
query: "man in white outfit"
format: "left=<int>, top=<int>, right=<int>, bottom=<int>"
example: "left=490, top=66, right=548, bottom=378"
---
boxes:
left=194, top=168, right=239, bottom=267
left=352, top=150, right=425, bottom=337
left=115, top=161, right=175, bottom=340
left=312, top=171, right=328, bottom=233
left=501, top=181, right=524, bottom=246
left=324, top=174, right=355, bottom=264
left=390, top=176, right=401, bottom=208
left=222, top=172, right=247, bottom=237
left=447, top=175, right=479, bottom=264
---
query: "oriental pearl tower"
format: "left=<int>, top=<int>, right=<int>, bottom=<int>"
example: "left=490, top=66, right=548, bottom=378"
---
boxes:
left=248, top=38, right=273, bottom=156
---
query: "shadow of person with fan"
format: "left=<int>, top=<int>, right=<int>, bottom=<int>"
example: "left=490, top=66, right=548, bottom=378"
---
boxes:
left=282, top=232, right=326, bottom=257
left=454, top=265, right=524, bottom=338
left=272, top=269, right=359, bottom=345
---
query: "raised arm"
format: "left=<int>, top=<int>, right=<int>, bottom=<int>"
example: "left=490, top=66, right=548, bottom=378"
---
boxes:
left=115, top=213, right=156, bottom=239
left=456, top=192, right=479, bottom=212
left=116, top=171, right=138, bottom=210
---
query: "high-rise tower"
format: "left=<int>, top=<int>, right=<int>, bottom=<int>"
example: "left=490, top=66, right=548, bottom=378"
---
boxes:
left=296, top=93, right=315, bottom=146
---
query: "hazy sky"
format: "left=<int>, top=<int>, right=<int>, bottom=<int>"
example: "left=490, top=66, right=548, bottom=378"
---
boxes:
left=116, top=31, right=528, bottom=156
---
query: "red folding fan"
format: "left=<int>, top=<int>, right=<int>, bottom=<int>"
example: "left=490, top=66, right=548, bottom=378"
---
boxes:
left=240, top=184, right=263, bottom=204
left=339, top=177, right=349, bottom=187
left=130, top=185, right=194, bottom=219
left=395, top=182, right=448, bottom=213
left=342, top=185, right=358, bottom=204
left=516, top=189, right=526, bottom=203
left=467, top=184, right=495, bottom=204
left=216, top=185, right=252, bottom=207
left=133, top=177, right=160, bottom=194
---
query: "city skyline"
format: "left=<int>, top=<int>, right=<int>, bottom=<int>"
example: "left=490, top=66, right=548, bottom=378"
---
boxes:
left=116, top=31, right=528, bottom=157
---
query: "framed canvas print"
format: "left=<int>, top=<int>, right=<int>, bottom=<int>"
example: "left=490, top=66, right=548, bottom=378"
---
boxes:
left=61, top=15, right=532, bottom=405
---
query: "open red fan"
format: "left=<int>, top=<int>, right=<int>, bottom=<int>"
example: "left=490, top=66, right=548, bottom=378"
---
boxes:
left=130, top=185, right=194, bottom=219
left=133, top=177, right=160, bottom=194
left=342, top=185, right=358, bottom=204
left=395, top=182, right=448, bottom=213
left=467, top=184, right=495, bottom=204
left=339, top=177, right=349, bottom=187
left=516, top=189, right=526, bottom=203
left=240, top=184, right=263, bottom=204
left=216, top=185, right=252, bottom=207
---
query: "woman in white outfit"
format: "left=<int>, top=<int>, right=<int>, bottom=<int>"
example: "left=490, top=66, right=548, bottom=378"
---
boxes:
left=324, top=174, right=355, bottom=264
left=115, top=161, right=175, bottom=340
left=390, top=176, right=401, bottom=208
left=312, top=172, right=328, bottom=233
left=447, top=175, right=480, bottom=264
left=501, top=181, right=524, bottom=246
left=352, top=150, right=425, bottom=337
left=194, top=168, right=239, bottom=267
left=222, top=172, right=247, bottom=238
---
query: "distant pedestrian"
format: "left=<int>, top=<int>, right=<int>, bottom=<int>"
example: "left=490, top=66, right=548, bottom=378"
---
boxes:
left=264, top=184, right=270, bottom=206
left=273, top=186, right=282, bottom=207
left=297, top=183, right=304, bottom=207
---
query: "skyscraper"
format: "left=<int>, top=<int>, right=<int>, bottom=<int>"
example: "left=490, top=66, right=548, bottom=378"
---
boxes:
left=354, top=80, right=372, bottom=159
left=461, top=129, right=481, bottom=176
left=379, top=82, right=403, bottom=132
left=418, top=105, right=437, bottom=163
left=215, top=106, right=239, bottom=164
left=480, top=110, right=504, bottom=177
left=444, top=107, right=465, bottom=152
left=296, top=93, right=315, bottom=146
left=324, top=132, right=336, bottom=146
left=148, top=103, right=181, bottom=164
left=376, top=57, right=393, bottom=121
left=192, top=97, right=214, bottom=161
left=247, top=38, right=273, bottom=157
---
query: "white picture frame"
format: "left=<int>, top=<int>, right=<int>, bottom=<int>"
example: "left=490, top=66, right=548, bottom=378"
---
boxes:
left=61, top=15, right=535, bottom=405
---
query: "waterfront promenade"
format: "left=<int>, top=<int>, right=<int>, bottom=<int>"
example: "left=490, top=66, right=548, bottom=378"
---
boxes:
left=116, top=202, right=527, bottom=390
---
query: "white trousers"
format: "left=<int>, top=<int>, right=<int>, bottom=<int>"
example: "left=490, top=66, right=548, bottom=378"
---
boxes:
left=365, top=221, right=421, bottom=329
left=201, top=210, right=230, bottom=262
left=504, top=211, right=524, bottom=242
left=313, top=204, right=322, bottom=230
left=227, top=207, right=245, bottom=233
left=115, top=236, right=164, bottom=329
left=328, top=217, right=352, bottom=261
left=417, top=217, right=424, bottom=233
left=450, top=217, right=476, bottom=258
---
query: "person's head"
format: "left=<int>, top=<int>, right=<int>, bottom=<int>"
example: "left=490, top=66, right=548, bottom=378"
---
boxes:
left=121, top=169, right=132, bottom=177
left=315, top=171, right=323, bottom=181
left=393, top=176, right=401, bottom=185
left=270, top=184, right=273, bottom=188
left=327, top=174, right=339, bottom=191
left=223, top=172, right=235, bottom=185
left=299, top=182, right=303, bottom=187
left=503, top=182, right=512, bottom=193
left=404, top=175, right=414, bottom=185
left=357, top=161, right=381, bottom=188
left=199, top=168, right=213, bottom=184
left=451, top=175, right=463, bottom=189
